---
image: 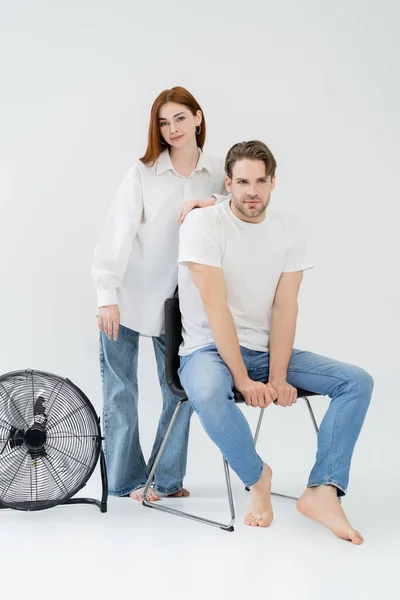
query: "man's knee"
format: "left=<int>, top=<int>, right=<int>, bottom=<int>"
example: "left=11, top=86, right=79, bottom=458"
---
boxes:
left=179, top=350, right=233, bottom=414
left=183, top=377, right=233, bottom=415
left=339, top=364, right=374, bottom=406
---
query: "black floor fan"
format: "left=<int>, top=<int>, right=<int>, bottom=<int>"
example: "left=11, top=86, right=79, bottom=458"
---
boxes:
left=0, top=369, right=107, bottom=513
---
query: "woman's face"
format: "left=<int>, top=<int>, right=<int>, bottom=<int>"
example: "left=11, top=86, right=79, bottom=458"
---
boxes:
left=158, top=102, right=202, bottom=149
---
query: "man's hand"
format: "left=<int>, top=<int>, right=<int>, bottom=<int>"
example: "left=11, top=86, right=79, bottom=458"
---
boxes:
left=235, top=377, right=278, bottom=408
left=98, top=305, right=120, bottom=341
left=177, top=197, right=215, bottom=224
left=269, top=379, right=297, bottom=407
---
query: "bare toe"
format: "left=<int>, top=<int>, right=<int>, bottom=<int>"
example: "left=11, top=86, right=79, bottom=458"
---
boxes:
left=130, top=487, right=160, bottom=502
left=348, top=530, right=364, bottom=545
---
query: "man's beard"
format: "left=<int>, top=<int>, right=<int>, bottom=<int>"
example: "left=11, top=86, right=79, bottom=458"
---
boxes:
left=231, top=196, right=268, bottom=219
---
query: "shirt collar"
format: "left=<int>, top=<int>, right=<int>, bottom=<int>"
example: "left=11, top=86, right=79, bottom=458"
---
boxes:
left=156, top=148, right=212, bottom=176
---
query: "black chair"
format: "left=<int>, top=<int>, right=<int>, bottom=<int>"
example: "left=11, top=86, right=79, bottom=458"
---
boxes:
left=142, top=290, right=319, bottom=532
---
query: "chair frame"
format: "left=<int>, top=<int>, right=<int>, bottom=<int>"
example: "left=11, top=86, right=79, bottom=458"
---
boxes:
left=142, top=292, right=319, bottom=532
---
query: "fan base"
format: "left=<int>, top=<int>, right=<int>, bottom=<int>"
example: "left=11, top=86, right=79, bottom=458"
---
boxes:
left=0, top=497, right=107, bottom=513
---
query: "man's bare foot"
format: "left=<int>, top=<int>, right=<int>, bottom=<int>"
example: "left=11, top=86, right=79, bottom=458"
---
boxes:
left=296, top=486, right=364, bottom=545
left=130, top=487, right=160, bottom=502
left=168, top=488, right=190, bottom=498
left=245, top=463, right=274, bottom=527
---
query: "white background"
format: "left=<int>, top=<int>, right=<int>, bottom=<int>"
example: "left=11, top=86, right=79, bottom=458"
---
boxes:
left=1, top=1, right=399, bottom=598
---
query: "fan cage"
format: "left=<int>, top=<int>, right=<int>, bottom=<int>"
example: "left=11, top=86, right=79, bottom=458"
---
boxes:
left=0, top=369, right=103, bottom=511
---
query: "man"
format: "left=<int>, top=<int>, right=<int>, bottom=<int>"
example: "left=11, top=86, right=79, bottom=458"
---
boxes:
left=177, top=140, right=373, bottom=544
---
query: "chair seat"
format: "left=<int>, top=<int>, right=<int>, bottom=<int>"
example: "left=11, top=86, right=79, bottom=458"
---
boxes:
left=233, top=388, right=318, bottom=403
left=169, top=379, right=318, bottom=403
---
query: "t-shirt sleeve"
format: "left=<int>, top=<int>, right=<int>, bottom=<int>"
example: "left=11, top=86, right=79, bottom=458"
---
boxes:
left=178, top=209, right=222, bottom=268
left=282, top=215, right=315, bottom=273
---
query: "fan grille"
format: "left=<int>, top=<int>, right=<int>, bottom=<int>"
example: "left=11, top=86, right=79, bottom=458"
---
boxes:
left=0, top=370, right=101, bottom=511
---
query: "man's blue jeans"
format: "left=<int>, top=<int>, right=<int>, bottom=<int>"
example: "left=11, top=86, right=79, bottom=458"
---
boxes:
left=100, top=325, right=192, bottom=496
left=179, top=345, right=373, bottom=496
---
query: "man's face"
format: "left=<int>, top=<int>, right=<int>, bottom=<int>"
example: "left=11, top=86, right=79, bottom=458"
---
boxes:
left=226, top=159, right=275, bottom=222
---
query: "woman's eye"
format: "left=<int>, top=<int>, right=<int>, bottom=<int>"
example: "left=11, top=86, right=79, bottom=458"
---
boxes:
left=160, top=122, right=167, bottom=127
left=177, top=116, right=185, bottom=122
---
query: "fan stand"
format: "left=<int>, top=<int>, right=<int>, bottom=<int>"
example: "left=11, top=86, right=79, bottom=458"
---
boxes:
left=62, top=446, right=108, bottom=513
left=0, top=444, right=108, bottom=513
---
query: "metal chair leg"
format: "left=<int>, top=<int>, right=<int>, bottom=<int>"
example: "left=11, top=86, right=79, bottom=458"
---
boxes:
left=223, top=457, right=235, bottom=527
left=143, top=395, right=319, bottom=528
left=246, top=397, right=319, bottom=500
left=142, top=399, right=235, bottom=531
left=245, top=407, right=265, bottom=492
left=253, top=407, right=265, bottom=446
left=303, top=396, right=319, bottom=435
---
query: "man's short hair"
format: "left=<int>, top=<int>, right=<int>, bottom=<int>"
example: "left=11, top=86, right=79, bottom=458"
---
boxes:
left=225, top=140, right=277, bottom=179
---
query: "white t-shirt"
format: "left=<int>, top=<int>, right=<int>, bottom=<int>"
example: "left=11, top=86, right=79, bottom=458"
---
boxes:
left=178, top=200, right=315, bottom=355
left=92, top=149, right=226, bottom=336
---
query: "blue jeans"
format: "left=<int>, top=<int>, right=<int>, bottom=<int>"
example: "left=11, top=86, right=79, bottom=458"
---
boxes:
left=100, top=325, right=192, bottom=496
left=179, top=345, right=373, bottom=496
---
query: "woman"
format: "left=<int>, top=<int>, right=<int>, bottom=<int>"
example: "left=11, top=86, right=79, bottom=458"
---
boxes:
left=92, top=86, right=226, bottom=501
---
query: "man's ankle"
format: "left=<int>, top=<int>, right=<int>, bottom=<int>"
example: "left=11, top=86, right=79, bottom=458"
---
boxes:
left=251, top=464, right=272, bottom=491
left=306, top=484, right=339, bottom=497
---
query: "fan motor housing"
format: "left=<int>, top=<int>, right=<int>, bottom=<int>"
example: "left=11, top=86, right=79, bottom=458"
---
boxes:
left=24, top=425, right=47, bottom=458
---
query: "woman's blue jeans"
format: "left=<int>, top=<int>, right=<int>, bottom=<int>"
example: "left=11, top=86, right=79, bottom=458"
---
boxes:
left=100, top=325, right=192, bottom=496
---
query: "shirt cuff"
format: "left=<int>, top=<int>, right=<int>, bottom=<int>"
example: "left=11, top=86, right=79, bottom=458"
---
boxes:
left=97, top=288, right=118, bottom=307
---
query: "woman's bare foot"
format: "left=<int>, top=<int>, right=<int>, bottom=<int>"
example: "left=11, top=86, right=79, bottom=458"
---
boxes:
left=296, top=486, right=364, bottom=545
left=245, top=463, right=274, bottom=527
left=168, top=488, right=190, bottom=498
left=129, top=487, right=190, bottom=501
left=130, top=487, right=160, bottom=502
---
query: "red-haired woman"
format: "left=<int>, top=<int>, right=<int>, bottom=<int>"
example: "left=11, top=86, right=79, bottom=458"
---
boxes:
left=92, top=87, right=226, bottom=501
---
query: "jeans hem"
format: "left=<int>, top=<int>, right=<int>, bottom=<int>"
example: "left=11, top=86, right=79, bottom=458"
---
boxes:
left=153, top=482, right=184, bottom=496
left=109, top=482, right=148, bottom=497
left=307, top=480, right=346, bottom=497
left=243, top=460, right=264, bottom=488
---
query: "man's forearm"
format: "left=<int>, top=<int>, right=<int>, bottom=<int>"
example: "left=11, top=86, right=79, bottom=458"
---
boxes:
left=204, top=300, right=248, bottom=385
left=268, top=303, right=298, bottom=382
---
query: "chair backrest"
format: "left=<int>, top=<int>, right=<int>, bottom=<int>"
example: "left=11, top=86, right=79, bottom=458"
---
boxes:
left=164, top=290, right=187, bottom=398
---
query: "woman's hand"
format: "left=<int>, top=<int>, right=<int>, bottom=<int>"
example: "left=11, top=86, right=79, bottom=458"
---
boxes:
left=177, top=197, right=216, bottom=224
left=98, top=305, right=120, bottom=341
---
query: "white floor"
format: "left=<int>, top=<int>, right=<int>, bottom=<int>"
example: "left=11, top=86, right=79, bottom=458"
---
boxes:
left=2, top=477, right=399, bottom=600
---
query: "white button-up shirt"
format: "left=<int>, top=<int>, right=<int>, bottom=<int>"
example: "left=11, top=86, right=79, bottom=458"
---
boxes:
left=92, top=149, right=226, bottom=336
